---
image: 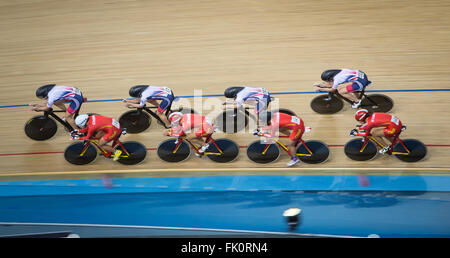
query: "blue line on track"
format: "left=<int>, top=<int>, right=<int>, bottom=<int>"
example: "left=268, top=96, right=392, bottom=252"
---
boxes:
left=2, top=88, right=449, bottom=109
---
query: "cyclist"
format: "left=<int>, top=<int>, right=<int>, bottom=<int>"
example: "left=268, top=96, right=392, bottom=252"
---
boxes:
left=313, top=69, right=371, bottom=108
left=163, top=112, right=214, bottom=156
left=351, top=109, right=403, bottom=154
left=255, top=111, right=305, bottom=167
left=223, top=86, right=271, bottom=124
left=122, top=85, right=175, bottom=128
left=73, top=114, right=123, bottom=160
left=30, top=84, right=85, bottom=130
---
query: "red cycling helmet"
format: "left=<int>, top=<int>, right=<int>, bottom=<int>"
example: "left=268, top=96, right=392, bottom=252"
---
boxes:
left=355, top=109, right=369, bottom=122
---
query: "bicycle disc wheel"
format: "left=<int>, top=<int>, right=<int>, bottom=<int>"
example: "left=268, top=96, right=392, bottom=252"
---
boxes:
left=64, top=142, right=97, bottom=165
left=361, top=94, right=394, bottom=113
left=344, top=138, right=378, bottom=161
left=157, top=139, right=191, bottom=162
left=246, top=140, right=280, bottom=164
left=118, top=110, right=151, bottom=134
left=116, top=141, right=147, bottom=165
left=215, top=109, right=249, bottom=133
left=310, top=94, right=344, bottom=114
left=205, top=139, right=240, bottom=163
left=393, top=139, right=427, bottom=162
left=24, top=115, right=58, bottom=141
left=296, top=140, right=330, bottom=164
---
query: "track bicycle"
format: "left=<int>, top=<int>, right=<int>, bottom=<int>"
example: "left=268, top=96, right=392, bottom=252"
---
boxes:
left=157, top=135, right=239, bottom=163
left=64, top=129, right=147, bottom=165
left=344, top=126, right=427, bottom=162
left=247, top=131, right=330, bottom=164
left=310, top=83, right=393, bottom=114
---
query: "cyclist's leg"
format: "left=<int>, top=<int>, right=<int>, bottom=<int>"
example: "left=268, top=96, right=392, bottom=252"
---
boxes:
left=289, top=126, right=304, bottom=157
left=370, top=127, right=391, bottom=147
left=383, top=125, right=401, bottom=146
left=156, top=96, right=173, bottom=127
left=66, top=95, right=84, bottom=129
left=337, top=83, right=360, bottom=102
left=98, top=130, right=119, bottom=154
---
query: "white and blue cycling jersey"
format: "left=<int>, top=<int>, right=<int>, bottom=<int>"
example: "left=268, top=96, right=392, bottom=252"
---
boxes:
left=332, top=69, right=370, bottom=90
left=235, top=87, right=271, bottom=113
left=139, top=86, right=175, bottom=112
left=47, top=86, right=84, bottom=113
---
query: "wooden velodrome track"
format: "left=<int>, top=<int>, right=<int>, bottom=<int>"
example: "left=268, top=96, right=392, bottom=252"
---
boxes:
left=0, top=0, right=449, bottom=180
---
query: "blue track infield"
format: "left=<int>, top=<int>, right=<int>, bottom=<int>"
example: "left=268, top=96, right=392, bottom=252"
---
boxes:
left=0, top=175, right=449, bottom=237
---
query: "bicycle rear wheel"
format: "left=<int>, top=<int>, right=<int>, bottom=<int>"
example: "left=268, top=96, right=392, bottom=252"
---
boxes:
left=361, top=94, right=393, bottom=113
left=157, top=139, right=191, bottom=162
left=64, top=142, right=98, bottom=165
left=393, top=139, right=427, bottom=162
left=246, top=140, right=280, bottom=164
left=296, top=140, right=330, bottom=164
left=205, top=139, right=240, bottom=163
left=344, top=138, right=378, bottom=161
left=310, top=94, right=344, bottom=114
left=118, top=110, right=151, bottom=134
left=116, top=141, right=147, bottom=165
left=24, top=115, right=58, bottom=141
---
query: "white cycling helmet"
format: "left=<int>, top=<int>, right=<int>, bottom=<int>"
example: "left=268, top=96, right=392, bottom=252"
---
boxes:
left=75, top=114, right=90, bottom=128
left=168, top=112, right=183, bottom=126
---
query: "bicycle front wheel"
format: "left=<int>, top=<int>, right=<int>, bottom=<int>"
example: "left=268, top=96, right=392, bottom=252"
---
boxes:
left=157, top=139, right=191, bottom=162
left=64, top=142, right=98, bottom=165
left=24, top=115, right=58, bottom=141
left=344, top=138, right=377, bottom=161
left=246, top=140, right=280, bottom=164
left=310, top=94, right=344, bottom=114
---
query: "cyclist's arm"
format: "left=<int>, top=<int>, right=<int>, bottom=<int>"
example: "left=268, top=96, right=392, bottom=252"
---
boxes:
left=78, top=127, right=94, bottom=140
left=356, top=123, right=372, bottom=137
left=316, top=87, right=336, bottom=92
left=260, top=122, right=278, bottom=138
left=168, top=125, right=184, bottom=137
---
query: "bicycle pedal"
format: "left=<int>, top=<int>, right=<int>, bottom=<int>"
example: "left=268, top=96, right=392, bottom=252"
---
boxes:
left=113, top=150, right=122, bottom=161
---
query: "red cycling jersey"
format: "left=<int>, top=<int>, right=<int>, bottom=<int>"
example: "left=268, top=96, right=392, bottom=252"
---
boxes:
left=261, top=112, right=305, bottom=142
left=78, top=115, right=122, bottom=143
left=169, top=113, right=214, bottom=138
left=357, top=112, right=403, bottom=137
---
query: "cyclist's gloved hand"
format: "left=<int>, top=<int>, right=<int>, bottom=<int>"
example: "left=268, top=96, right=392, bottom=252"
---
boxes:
left=349, top=129, right=358, bottom=137
left=70, top=130, right=79, bottom=139
left=253, top=129, right=260, bottom=136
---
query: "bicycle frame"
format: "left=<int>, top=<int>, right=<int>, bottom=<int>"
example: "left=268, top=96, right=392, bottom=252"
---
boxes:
left=134, top=104, right=171, bottom=126
left=172, top=136, right=223, bottom=156
left=329, top=85, right=373, bottom=105
left=44, top=109, right=76, bottom=131
left=360, top=135, right=411, bottom=155
left=260, top=135, right=313, bottom=157
left=78, top=138, right=131, bottom=158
